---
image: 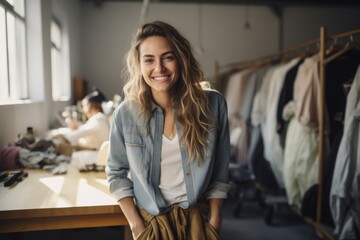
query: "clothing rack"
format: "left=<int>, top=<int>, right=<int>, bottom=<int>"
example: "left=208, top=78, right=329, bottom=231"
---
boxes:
left=314, top=26, right=360, bottom=240
left=215, top=26, right=360, bottom=240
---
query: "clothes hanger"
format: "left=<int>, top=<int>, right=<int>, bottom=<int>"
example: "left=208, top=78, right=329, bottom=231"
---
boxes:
left=325, top=38, right=343, bottom=55
left=324, top=35, right=360, bottom=65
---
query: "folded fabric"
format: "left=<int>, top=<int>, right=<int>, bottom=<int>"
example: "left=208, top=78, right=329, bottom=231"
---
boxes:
left=0, top=145, right=21, bottom=170
left=71, top=150, right=99, bottom=170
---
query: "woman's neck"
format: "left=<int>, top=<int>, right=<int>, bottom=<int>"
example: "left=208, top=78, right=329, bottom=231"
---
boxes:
left=152, top=91, right=172, bottom=111
left=87, top=109, right=99, bottom=118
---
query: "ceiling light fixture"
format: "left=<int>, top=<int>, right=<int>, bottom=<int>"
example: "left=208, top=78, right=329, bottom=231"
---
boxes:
left=244, top=5, right=251, bottom=30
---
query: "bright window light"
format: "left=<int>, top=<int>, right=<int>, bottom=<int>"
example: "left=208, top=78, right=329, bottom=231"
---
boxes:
left=0, top=0, right=28, bottom=103
left=51, top=18, right=70, bottom=101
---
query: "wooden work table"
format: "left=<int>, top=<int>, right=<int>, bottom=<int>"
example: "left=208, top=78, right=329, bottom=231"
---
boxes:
left=0, top=164, right=130, bottom=238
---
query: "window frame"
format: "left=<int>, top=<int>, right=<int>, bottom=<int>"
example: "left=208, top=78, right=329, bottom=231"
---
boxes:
left=0, top=0, right=28, bottom=104
left=50, top=16, right=70, bottom=102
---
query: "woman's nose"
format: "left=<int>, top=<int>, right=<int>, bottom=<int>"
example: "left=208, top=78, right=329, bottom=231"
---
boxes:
left=154, top=60, right=165, bottom=72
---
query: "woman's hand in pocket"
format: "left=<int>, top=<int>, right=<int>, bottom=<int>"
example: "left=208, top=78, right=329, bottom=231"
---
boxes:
left=132, top=222, right=146, bottom=239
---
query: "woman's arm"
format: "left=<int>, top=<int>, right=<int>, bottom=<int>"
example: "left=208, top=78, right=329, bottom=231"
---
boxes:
left=119, top=197, right=146, bottom=239
left=106, top=105, right=143, bottom=236
left=208, top=198, right=224, bottom=232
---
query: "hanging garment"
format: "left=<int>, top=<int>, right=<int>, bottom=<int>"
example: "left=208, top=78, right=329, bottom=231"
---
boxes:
left=225, top=67, right=264, bottom=166
left=283, top=117, right=319, bottom=208
left=246, top=125, right=279, bottom=192
left=293, top=55, right=321, bottom=130
left=233, top=116, right=249, bottom=166
left=330, top=65, right=360, bottom=240
left=234, top=67, right=269, bottom=166
left=214, top=68, right=239, bottom=96
left=325, top=49, right=360, bottom=147
left=225, top=68, right=254, bottom=164
left=246, top=66, right=281, bottom=192
left=261, top=58, right=301, bottom=188
left=277, top=59, right=304, bottom=136
left=321, top=129, right=342, bottom=228
left=314, top=49, right=360, bottom=230
left=239, top=67, right=269, bottom=123
left=225, top=68, right=256, bottom=122
left=251, top=66, right=277, bottom=127
left=282, top=55, right=323, bottom=208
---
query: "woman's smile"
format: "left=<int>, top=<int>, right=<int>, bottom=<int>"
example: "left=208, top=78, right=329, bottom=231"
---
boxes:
left=152, top=74, right=171, bottom=81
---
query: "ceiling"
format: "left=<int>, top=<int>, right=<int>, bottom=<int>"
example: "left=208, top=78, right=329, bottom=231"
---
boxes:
left=82, top=0, right=360, bottom=7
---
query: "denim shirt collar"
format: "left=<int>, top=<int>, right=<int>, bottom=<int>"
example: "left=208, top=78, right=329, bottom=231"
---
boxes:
left=150, top=99, right=179, bottom=115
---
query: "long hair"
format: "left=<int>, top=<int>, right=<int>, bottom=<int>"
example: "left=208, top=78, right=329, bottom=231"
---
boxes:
left=123, top=21, right=213, bottom=163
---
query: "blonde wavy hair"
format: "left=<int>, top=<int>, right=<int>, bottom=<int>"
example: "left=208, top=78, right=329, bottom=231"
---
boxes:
left=123, top=21, right=213, bottom=163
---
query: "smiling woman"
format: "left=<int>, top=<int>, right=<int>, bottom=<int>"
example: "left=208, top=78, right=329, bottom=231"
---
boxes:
left=106, top=21, right=232, bottom=239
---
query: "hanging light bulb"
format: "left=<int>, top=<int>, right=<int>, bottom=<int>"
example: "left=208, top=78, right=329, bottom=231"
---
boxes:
left=195, top=2, right=204, bottom=55
left=243, top=5, right=251, bottom=30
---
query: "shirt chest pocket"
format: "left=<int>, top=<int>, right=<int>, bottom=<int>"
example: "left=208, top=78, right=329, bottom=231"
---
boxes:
left=124, top=125, right=146, bottom=174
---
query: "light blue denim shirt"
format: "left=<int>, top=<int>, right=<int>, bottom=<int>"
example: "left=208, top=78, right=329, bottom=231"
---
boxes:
left=106, top=89, right=232, bottom=216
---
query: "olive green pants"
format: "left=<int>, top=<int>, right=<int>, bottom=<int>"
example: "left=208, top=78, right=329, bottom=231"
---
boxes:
left=136, top=202, right=220, bottom=240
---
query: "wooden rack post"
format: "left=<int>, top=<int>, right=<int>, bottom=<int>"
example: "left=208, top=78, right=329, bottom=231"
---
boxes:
left=317, top=26, right=326, bottom=225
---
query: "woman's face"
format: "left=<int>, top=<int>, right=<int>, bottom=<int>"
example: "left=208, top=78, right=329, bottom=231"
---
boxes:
left=139, top=36, right=179, bottom=96
left=82, top=99, right=91, bottom=116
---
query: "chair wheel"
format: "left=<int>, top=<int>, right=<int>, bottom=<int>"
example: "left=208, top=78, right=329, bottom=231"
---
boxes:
left=233, top=202, right=242, bottom=217
left=258, top=197, right=266, bottom=209
left=264, top=206, right=274, bottom=225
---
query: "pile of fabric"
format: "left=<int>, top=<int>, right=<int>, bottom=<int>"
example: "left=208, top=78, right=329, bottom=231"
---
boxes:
left=0, top=135, right=71, bottom=174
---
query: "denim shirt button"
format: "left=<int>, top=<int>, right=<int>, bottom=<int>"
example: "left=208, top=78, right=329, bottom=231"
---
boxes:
left=185, top=172, right=190, bottom=176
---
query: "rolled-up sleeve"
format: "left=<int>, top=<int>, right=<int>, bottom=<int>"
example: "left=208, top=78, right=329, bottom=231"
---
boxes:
left=206, top=92, right=232, bottom=199
left=106, top=105, right=134, bottom=201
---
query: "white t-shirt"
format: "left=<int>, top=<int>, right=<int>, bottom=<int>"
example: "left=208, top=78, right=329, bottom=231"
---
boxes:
left=159, top=134, right=188, bottom=205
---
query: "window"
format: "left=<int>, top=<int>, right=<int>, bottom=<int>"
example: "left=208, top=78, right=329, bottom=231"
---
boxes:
left=51, top=18, right=70, bottom=101
left=0, top=0, right=27, bottom=103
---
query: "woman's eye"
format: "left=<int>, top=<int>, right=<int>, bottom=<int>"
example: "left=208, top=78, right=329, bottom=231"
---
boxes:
left=163, top=55, right=174, bottom=61
left=144, top=59, right=153, bottom=64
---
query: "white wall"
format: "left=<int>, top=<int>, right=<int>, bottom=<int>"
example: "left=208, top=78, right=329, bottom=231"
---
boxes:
left=282, top=6, right=360, bottom=48
left=80, top=2, right=360, bottom=100
left=80, top=2, right=279, bottom=99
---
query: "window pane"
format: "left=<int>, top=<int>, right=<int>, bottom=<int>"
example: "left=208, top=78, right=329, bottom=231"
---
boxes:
left=51, top=19, right=70, bottom=101
left=14, top=0, right=25, bottom=17
left=5, top=0, right=14, bottom=5
left=6, top=12, right=18, bottom=100
left=51, top=48, right=63, bottom=100
left=51, top=20, right=61, bottom=49
left=4, top=0, right=24, bottom=17
left=7, top=11, right=28, bottom=100
left=15, top=16, right=27, bottom=98
left=0, top=6, right=9, bottom=100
